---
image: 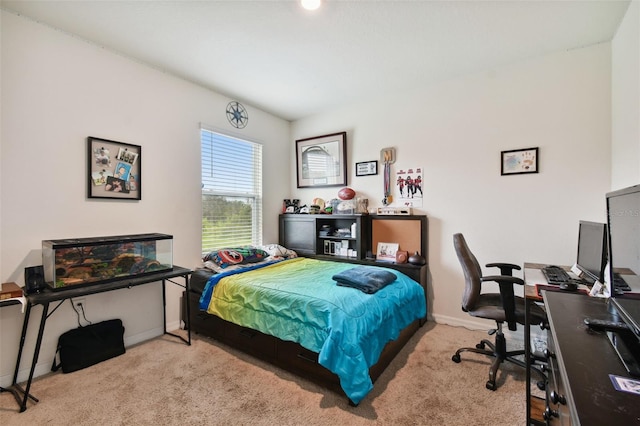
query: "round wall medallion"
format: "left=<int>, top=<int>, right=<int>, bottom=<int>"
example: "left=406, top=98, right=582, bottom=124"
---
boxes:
left=226, top=101, right=248, bottom=129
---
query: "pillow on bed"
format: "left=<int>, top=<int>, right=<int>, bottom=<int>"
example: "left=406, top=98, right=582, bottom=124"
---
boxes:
left=203, top=258, right=275, bottom=273
left=202, top=246, right=269, bottom=269
left=258, top=243, right=298, bottom=259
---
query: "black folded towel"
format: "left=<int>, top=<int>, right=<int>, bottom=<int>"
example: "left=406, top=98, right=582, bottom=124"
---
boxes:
left=332, top=266, right=397, bottom=294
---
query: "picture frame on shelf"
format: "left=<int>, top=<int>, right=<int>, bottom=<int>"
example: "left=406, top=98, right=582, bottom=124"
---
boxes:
left=501, top=147, right=538, bottom=176
left=376, top=242, right=399, bottom=263
left=88, top=136, right=141, bottom=200
left=296, top=132, right=347, bottom=188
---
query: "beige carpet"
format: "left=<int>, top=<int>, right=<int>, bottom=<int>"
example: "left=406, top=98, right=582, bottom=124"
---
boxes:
left=0, top=323, right=527, bottom=425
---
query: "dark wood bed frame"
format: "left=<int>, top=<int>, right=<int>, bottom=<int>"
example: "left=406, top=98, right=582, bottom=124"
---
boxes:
left=186, top=262, right=427, bottom=404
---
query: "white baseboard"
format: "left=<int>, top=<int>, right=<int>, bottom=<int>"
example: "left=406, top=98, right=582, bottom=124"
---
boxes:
left=166, top=320, right=183, bottom=335
left=431, top=313, right=490, bottom=330
left=430, top=313, right=525, bottom=344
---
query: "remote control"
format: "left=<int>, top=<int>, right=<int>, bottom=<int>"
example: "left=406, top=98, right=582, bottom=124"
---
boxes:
left=584, top=318, right=630, bottom=332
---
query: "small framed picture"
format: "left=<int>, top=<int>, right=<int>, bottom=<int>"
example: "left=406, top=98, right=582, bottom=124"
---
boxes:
left=501, top=147, right=538, bottom=175
left=610, top=374, right=640, bottom=395
left=356, top=160, right=378, bottom=176
left=376, top=242, right=399, bottom=263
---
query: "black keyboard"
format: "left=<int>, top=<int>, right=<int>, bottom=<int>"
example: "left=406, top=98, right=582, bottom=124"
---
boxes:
left=614, top=274, right=632, bottom=292
left=542, top=265, right=572, bottom=285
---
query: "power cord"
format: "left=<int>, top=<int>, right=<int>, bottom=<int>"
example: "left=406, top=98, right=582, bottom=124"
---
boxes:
left=70, top=298, right=92, bottom=327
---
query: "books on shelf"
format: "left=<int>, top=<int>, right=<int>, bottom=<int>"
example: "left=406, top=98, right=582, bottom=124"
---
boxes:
left=1, top=282, right=23, bottom=300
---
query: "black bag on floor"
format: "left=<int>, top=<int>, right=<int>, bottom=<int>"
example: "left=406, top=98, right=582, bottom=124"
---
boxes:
left=51, top=319, right=125, bottom=373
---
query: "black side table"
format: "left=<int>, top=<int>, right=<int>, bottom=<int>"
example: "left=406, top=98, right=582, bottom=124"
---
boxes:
left=7, top=266, right=191, bottom=412
left=1, top=297, right=38, bottom=408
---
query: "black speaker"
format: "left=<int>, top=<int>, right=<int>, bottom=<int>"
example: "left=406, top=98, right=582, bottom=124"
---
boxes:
left=24, top=265, right=45, bottom=294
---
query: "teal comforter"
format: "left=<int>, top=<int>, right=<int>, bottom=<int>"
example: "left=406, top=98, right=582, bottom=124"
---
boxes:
left=199, top=257, right=427, bottom=404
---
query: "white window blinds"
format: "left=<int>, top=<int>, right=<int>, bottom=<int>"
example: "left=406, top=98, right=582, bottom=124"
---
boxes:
left=201, top=128, right=263, bottom=254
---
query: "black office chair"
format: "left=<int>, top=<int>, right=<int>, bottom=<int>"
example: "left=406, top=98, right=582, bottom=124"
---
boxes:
left=451, top=233, right=547, bottom=390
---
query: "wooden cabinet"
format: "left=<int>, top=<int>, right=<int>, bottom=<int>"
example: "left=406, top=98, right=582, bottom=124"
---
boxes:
left=279, top=213, right=428, bottom=287
left=279, top=214, right=368, bottom=259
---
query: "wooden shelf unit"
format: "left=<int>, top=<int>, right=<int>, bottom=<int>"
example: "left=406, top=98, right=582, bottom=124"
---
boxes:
left=279, top=213, right=428, bottom=286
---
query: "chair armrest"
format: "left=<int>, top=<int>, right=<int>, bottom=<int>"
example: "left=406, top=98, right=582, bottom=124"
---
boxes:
left=486, top=262, right=521, bottom=276
left=481, top=275, right=524, bottom=286
left=481, top=275, right=522, bottom=330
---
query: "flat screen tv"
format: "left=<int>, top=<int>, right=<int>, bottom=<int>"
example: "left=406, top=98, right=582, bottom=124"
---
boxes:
left=606, top=184, right=640, bottom=295
left=576, top=220, right=607, bottom=285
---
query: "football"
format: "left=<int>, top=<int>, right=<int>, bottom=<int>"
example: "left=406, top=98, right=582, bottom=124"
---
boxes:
left=338, top=187, right=356, bottom=200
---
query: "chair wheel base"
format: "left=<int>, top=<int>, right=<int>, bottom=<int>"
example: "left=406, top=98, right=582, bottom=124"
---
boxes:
left=476, top=342, right=485, bottom=350
left=452, top=354, right=461, bottom=363
left=486, top=380, right=497, bottom=391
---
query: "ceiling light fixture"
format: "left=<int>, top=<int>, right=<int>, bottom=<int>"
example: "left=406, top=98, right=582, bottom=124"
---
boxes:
left=301, top=0, right=321, bottom=11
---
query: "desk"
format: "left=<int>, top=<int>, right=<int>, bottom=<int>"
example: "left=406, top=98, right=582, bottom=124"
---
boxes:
left=524, top=263, right=590, bottom=425
left=524, top=263, right=640, bottom=425
left=524, top=294, right=543, bottom=424
left=524, top=264, right=550, bottom=425
left=543, top=291, right=640, bottom=424
left=7, top=266, right=191, bottom=412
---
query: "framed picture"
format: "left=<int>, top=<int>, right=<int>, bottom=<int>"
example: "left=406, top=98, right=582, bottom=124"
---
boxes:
left=501, top=147, right=538, bottom=175
left=376, top=242, right=399, bottom=263
left=356, top=160, right=378, bottom=177
left=296, top=132, right=347, bottom=188
left=88, top=136, right=141, bottom=200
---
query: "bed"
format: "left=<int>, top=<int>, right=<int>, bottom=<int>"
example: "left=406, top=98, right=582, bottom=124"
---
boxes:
left=187, top=246, right=427, bottom=405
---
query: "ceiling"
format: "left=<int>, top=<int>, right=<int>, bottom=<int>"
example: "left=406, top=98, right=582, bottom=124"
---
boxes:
left=1, top=0, right=631, bottom=121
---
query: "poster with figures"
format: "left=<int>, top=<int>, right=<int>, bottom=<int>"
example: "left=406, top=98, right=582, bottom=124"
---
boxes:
left=395, top=166, right=423, bottom=208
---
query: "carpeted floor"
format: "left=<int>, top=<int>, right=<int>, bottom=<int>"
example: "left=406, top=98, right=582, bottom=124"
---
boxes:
left=0, top=323, right=529, bottom=425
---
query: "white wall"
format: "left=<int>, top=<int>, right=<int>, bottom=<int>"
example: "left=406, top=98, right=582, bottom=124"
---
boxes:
left=292, top=43, right=612, bottom=329
left=0, top=11, right=290, bottom=385
left=612, top=0, right=640, bottom=189
left=2, top=2, right=637, bottom=388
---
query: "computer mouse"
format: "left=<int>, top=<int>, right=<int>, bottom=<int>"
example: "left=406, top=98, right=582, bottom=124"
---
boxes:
left=559, top=282, right=578, bottom=291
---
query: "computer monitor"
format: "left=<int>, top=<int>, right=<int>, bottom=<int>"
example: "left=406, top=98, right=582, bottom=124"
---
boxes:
left=606, top=184, right=640, bottom=295
left=576, top=220, right=607, bottom=285
left=605, top=185, right=640, bottom=376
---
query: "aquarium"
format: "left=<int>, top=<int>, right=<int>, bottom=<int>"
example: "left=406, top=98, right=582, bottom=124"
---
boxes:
left=42, top=233, right=173, bottom=290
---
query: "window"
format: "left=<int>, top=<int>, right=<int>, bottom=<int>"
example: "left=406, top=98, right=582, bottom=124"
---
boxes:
left=201, top=128, right=262, bottom=254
